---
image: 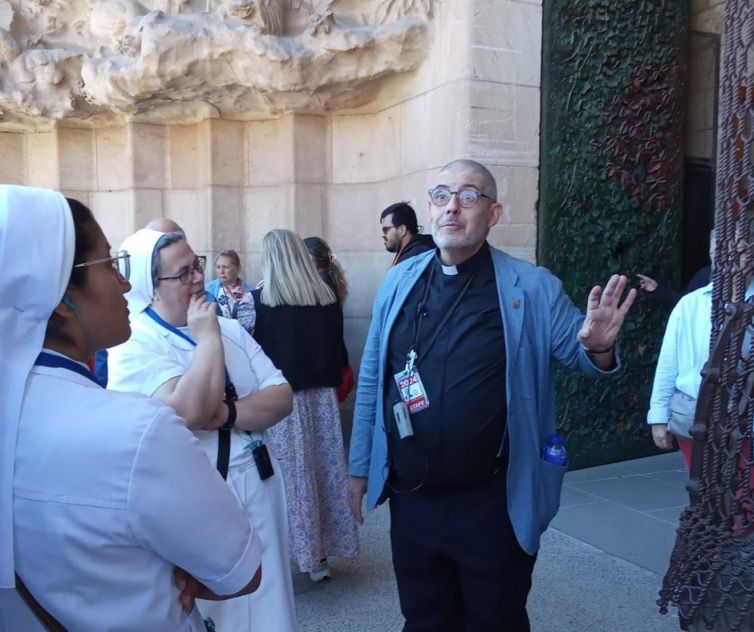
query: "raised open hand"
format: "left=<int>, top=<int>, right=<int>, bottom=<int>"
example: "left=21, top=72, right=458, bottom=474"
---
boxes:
left=578, top=274, right=637, bottom=351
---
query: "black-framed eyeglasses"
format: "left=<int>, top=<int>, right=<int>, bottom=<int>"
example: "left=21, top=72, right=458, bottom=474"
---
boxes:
left=156, top=255, right=206, bottom=285
left=381, top=225, right=398, bottom=235
left=73, top=250, right=130, bottom=282
left=428, top=187, right=495, bottom=208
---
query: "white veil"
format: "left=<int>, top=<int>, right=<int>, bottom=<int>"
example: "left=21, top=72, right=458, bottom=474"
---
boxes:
left=0, top=186, right=74, bottom=588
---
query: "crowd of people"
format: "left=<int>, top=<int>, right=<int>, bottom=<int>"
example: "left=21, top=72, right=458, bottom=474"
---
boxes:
left=16, top=157, right=740, bottom=632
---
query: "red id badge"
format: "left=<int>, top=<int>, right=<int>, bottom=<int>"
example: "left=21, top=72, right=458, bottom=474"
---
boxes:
left=393, top=368, right=430, bottom=414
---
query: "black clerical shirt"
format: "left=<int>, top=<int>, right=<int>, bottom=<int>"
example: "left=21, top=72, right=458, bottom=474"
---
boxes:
left=384, top=243, right=507, bottom=492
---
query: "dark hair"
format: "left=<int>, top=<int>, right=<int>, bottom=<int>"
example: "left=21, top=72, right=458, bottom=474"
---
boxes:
left=216, top=249, right=241, bottom=268
left=151, top=231, right=186, bottom=285
left=65, top=198, right=99, bottom=287
left=303, top=236, right=348, bottom=304
left=45, top=198, right=100, bottom=344
left=380, top=202, right=418, bottom=235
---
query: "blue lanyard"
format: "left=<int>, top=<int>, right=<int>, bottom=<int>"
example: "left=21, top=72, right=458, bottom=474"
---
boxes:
left=145, top=307, right=197, bottom=347
left=35, top=351, right=101, bottom=386
left=145, top=307, right=234, bottom=392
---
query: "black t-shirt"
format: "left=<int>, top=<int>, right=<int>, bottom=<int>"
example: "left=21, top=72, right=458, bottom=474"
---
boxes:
left=384, top=243, right=507, bottom=492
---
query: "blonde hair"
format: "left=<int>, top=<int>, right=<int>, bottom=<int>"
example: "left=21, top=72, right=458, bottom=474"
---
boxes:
left=260, top=229, right=337, bottom=307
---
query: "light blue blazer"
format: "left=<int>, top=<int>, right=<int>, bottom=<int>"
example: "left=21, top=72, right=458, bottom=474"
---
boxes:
left=348, top=246, right=620, bottom=555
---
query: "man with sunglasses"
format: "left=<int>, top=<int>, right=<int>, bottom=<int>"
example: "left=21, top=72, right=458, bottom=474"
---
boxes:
left=348, top=159, right=637, bottom=631
left=380, top=202, right=435, bottom=266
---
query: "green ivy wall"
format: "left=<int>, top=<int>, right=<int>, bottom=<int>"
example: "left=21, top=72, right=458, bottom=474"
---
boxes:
left=540, top=1, right=689, bottom=467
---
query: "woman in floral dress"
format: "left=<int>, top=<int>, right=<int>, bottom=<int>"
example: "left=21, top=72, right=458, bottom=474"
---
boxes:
left=251, top=229, right=359, bottom=582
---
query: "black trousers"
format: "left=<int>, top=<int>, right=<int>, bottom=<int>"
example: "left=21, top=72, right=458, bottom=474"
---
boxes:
left=389, top=472, right=537, bottom=632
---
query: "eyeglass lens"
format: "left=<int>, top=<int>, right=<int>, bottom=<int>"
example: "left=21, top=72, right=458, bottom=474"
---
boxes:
left=430, top=188, right=481, bottom=208
left=180, top=256, right=206, bottom=284
left=113, top=251, right=130, bottom=282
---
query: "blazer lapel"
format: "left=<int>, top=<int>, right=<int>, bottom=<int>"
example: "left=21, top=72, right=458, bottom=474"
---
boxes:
left=492, top=250, right=524, bottom=370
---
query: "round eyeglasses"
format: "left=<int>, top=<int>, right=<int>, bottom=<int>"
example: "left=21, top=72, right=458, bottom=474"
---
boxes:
left=156, top=255, right=207, bottom=285
left=73, top=250, right=131, bottom=282
left=428, top=187, right=495, bottom=208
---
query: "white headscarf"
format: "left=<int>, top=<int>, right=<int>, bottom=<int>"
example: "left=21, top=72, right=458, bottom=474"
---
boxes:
left=119, top=229, right=165, bottom=316
left=0, top=186, right=74, bottom=588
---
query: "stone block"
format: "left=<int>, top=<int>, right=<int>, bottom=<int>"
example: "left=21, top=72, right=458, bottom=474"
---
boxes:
left=26, top=132, right=59, bottom=189
left=96, top=127, right=129, bottom=191
left=90, top=190, right=135, bottom=249
left=466, top=81, right=540, bottom=168
left=292, top=115, right=328, bottom=183
left=132, top=188, right=165, bottom=230
left=692, top=5, right=724, bottom=33
left=247, top=117, right=293, bottom=185
left=208, top=185, right=244, bottom=251
left=468, top=0, right=542, bottom=87
left=58, top=128, right=95, bottom=191
left=242, top=185, right=293, bottom=250
left=493, top=165, right=538, bottom=226
left=335, top=251, right=390, bottom=319
left=325, top=181, right=401, bottom=252
left=398, top=170, right=434, bottom=219
left=332, top=106, right=401, bottom=184
left=170, top=124, right=205, bottom=189
left=164, top=189, right=211, bottom=252
left=489, top=222, right=537, bottom=251
left=128, top=124, right=168, bottom=189
left=400, top=84, right=467, bottom=175
left=0, top=132, right=26, bottom=184
left=207, top=120, right=245, bottom=186
left=292, top=183, right=324, bottom=238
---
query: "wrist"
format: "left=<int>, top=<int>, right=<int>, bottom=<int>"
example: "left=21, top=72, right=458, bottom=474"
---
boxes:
left=221, top=398, right=237, bottom=430
left=582, top=344, right=614, bottom=355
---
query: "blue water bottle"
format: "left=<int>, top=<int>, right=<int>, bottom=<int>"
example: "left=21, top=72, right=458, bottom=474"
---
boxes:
left=541, top=433, right=567, bottom=466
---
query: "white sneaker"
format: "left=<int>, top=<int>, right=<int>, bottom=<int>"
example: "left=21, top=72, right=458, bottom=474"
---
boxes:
left=309, top=559, right=332, bottom=582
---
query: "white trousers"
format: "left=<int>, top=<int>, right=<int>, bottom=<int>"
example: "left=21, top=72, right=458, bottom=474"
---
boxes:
left=198, top=452, right=296, bottom=632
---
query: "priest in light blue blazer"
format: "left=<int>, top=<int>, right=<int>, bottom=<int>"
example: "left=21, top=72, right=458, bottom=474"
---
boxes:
left=347, top=159, right=637, bottom=632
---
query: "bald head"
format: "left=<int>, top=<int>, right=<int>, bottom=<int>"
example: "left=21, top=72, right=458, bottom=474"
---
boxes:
left=145, top=217, right=183, bottom=234
left=439, top=159, right=498, bottom=202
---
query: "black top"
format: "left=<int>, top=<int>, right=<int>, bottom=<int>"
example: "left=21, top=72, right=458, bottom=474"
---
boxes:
left=396, top=233, right=436, bottom=265
left=384, top=243, right=507, bottom=492
left=252, top=289, right=345, bottom=392
left=651, top=265, right=711, bottom=308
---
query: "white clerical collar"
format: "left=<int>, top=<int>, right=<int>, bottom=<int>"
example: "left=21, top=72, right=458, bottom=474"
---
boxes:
left=441, top=264, right=458, bottom=276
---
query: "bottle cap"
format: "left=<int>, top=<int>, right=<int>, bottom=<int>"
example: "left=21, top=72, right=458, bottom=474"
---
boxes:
left=547, top=433, right=565, bottom=446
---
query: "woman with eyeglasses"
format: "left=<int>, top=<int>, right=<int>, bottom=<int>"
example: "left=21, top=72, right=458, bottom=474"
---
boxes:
left=107, top=228, right=296, bottom=632
left=0, top=187, right=262, bottom=631
left=251, top=229, right=359, bottom=583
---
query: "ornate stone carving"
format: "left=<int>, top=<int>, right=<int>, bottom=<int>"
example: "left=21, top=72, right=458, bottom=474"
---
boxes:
left=0, top=0, right=431, bottom=128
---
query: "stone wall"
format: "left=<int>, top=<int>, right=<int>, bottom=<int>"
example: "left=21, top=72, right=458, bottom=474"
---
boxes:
left=0, top=0, right=543, bottom=373
left=687, top=0, right=725, bottom=160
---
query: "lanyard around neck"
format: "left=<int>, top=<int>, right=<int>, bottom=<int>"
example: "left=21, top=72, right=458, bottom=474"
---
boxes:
left=145, top=307, right=196, bottom=347
left=35, top=351, right=101, bottom=386
left=145, top=307, right=235, bottom=393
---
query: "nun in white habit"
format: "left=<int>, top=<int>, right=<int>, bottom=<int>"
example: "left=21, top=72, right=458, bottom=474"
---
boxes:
left=0, top=186, right=262, bottom=631
left=107, top=228, right=297, bottom=632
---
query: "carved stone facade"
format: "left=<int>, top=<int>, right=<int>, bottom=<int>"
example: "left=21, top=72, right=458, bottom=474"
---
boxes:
left=0, top=0, right=544, bottom=373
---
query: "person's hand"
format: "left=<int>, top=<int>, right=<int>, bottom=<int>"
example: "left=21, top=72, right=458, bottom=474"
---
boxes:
left=347, top=476, right=367, bottom=525
left=651, top=423, right=675, bottom=450
left=187, top=294, right=220, bottom=342
left=578, top=274, right=637, bottom=351
left=174, top=567, right=203, bottom=613
left=636, top=274, right=658, bottom=292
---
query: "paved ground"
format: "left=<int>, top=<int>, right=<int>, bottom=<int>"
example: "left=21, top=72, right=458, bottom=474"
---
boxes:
left=293, top=451, right=688, bottom=632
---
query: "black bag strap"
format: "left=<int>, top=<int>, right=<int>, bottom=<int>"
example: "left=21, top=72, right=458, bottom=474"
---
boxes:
left=15, top=574, right=67, bottom=632
left=216, top=428, right=231, bottom=480
left=216, top=381, right=238, bottom=480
